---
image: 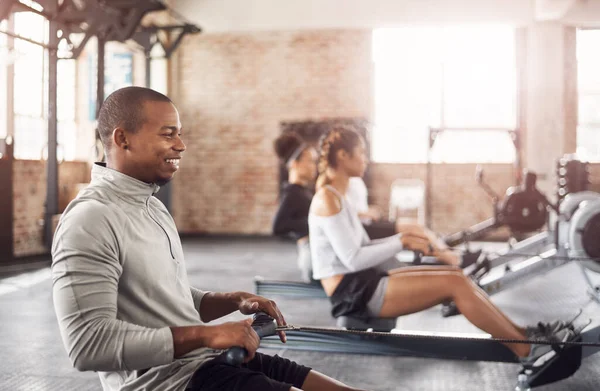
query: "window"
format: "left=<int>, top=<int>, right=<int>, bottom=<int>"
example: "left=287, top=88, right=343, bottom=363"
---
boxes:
left=372, top=26, right=517, bottom=163
left=11, top=11, right=79, bottom=161
left=87, top=46, right=133, bottom=121
left=576, top=29, right=600, bottom=162
left=57, top=59, right=77, bottom=161
left=13, top=11, right=47, bottom=159
left=150, top=44, right=168, bottom=95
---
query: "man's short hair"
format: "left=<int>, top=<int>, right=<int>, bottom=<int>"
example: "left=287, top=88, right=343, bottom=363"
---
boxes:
left=97, top=86, right=172, bottom=152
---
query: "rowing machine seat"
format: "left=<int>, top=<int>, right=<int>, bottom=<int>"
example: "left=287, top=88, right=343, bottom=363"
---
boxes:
left=336, top=316, right=396, bottom=332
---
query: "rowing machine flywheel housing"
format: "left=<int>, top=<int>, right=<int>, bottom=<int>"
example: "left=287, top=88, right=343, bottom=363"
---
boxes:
left=564, top=193, right=600, bottom=273
left=498, top=172, right=548, bottom=234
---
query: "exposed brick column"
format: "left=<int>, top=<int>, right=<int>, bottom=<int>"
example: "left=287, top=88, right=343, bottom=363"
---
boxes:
left=524, top=22, right=577, bottom=197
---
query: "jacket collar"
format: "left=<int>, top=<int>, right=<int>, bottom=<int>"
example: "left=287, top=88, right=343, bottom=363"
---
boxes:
left=91, top=163, right=160, bottom=203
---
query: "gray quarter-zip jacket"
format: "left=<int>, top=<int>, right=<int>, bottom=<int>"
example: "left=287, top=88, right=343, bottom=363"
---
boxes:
left=51, top=163, right=220, bottom=391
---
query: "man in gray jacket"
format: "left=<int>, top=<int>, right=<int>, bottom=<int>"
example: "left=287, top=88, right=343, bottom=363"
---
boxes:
left=52, top=86, right=364, bottom=391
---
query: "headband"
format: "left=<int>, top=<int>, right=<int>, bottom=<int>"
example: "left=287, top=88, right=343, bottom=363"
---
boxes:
left=286, top=143, right=308, bottom=168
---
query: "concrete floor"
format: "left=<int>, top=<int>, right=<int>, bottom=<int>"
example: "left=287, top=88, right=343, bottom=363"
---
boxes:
left=1, top=236, right=599, bottom=390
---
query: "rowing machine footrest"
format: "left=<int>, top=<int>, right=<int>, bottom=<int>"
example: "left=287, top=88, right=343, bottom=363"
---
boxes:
left=336, top=316, right=396, bottom=332
left=527, top=335, right=582, bottom=387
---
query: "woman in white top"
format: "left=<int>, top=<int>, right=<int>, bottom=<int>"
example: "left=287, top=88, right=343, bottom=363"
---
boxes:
left=345, top=176, right=483, bottom=268
left=308, top=126, right=572, bottom=366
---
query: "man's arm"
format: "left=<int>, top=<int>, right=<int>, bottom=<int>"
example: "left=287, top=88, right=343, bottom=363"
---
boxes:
left=52, top=203, right=174, bottom=372
left=196, top=290, right=289, bottom=343
left=171, top=290, right=289, bottom=359
left=197, top=291, right=242, bottom=323
left=170, top=319, right=259, bottom=360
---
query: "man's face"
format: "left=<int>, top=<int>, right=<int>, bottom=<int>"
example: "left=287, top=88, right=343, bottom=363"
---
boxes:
left=124, top=101, right=186, bottom=185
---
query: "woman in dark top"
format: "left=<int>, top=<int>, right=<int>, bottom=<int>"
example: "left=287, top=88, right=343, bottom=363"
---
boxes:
left=273, top=133, right=318, bottom=282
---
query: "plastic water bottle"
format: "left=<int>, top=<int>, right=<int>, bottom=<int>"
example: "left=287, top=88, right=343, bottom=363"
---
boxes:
left=514, top=374, right=531, bottom=391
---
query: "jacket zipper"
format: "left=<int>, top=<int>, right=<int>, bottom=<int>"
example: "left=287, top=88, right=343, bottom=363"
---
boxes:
left=146, top=198, right=175, bottom=259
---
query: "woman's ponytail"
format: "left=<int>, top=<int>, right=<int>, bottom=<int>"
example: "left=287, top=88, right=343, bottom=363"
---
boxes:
left=315, top=126, right=361, bottom=190
left=315, top=134, right=332, bottom=190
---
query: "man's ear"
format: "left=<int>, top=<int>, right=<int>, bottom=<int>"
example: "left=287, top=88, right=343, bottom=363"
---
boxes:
left=112, top=127, right=129, bottom=150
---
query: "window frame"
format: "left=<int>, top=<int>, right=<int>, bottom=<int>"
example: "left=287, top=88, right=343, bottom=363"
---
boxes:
left=576, top=29, right=600, bottom=162
left=372, top=26, right=518, bottom=164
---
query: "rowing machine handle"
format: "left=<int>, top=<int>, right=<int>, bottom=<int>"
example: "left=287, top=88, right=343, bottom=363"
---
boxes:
left=224, top=312, right=277, bottom=366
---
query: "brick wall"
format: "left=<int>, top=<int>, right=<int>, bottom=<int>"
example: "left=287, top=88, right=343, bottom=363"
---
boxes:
left=171, top=29, right=599, bottom=236
left=13, top=160, right=90, bottom=257
left=590, top=163, right=600, bottom=193
left=369, top=163, right=516, bottom=235
left=9, top=30, right=600, bottom=254
left=172, top=30, right=373, bottom=234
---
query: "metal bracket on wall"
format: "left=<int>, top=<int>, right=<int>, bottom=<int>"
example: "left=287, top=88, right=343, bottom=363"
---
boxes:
left=131, top=23, right=201, bottom=58
left=0, top=0, right=200, bottom=60
left=55, top=0, right=167, bottom=58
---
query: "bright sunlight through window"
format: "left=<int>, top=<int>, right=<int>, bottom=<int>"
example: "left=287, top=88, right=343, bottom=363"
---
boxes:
left=372, top=26, right=517, bottom=163
left=576, top=29, right=600, bottom=162
left=13, top=11, right=47, bottom=160
left=10, top=11, right=78, bottom=161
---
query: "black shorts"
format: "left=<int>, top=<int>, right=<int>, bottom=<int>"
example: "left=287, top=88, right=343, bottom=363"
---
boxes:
left=363, top=220, right=396, bottom=240
left=186, top=352, right=311, bottom=391
left=329, top=267, right=388, bottom=319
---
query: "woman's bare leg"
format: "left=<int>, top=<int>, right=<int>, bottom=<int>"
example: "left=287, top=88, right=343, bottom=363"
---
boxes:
left=386, top=265, right=526, bottom=333
left=386, top=266, right=524, bottom=333
left=378, top=266, right=529, bottom=356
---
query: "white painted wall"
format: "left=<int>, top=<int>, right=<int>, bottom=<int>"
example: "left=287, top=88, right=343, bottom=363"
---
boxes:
left=174, top=0, right=600, bottom=33
left=173, top=0, right=536, bottom=32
